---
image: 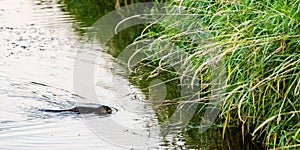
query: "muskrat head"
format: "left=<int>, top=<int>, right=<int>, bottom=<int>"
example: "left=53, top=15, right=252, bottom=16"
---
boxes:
left=96, top=105, right=112, bottom=114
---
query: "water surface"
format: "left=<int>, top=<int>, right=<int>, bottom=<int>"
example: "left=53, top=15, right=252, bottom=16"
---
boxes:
left=0, top=0, right=161, bottom=149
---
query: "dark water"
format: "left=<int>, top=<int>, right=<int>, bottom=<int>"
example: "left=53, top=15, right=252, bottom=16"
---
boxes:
left=0, top=0, right=263, bottom=149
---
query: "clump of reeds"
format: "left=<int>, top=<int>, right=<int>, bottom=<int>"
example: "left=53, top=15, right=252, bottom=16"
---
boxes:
left=133, top=0, right=300, bottom=149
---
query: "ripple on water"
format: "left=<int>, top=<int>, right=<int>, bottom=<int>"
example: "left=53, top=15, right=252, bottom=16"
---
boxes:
left=0, top=0, right=163, bottom=149
left=0, top=72, right=160, bottom=149
left=0, top=0, right=127, bottom=149
left=0, top=74, right=122, bottom=149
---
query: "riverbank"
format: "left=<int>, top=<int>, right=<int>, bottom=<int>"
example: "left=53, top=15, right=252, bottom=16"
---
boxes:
left=62, top=0, right=299, bottom=149
left=139, top=0, right=299, bottom=149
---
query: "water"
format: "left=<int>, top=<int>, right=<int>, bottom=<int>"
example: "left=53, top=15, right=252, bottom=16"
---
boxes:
left=0, top=0, right=162, bottom=149
left=0, top=0, right=263, bottom=149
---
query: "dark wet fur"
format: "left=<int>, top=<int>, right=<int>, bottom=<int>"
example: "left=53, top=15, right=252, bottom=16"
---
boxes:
left=40, top=105, right=112, bottom=115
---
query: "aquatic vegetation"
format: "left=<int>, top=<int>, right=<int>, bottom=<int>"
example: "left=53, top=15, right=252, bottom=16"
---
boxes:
left=136, top=0, right=300, bottom=149
left=62, top=0, right=299, bottom=148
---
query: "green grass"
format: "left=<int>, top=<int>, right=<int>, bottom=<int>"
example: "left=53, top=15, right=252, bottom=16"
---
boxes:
left=62, top=0, right=300, bottom=148
left=133, top=0, right=300, bottom=149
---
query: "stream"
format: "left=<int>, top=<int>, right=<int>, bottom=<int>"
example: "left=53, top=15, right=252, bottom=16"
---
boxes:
left=0, top=0, right=162, bottom=149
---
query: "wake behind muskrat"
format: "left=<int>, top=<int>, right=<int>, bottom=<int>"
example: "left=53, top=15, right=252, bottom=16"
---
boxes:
left=40, top=105, right=113, bottom=115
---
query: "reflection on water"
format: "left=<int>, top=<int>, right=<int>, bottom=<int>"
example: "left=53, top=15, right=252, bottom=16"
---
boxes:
left=0, top=0, right=160, bottom=149
left=0, top=73, right=119, bottom=149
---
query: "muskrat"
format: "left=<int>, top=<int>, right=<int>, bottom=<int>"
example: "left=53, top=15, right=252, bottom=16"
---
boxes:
left=40, top=105, right=113, bottom=115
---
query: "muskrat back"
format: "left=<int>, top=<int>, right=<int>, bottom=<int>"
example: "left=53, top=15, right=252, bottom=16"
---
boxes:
left=40, top=105, right=112, bottom=115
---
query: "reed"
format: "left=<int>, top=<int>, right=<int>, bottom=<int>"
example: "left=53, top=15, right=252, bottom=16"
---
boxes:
left=134, top=0, right=300, bottom=148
